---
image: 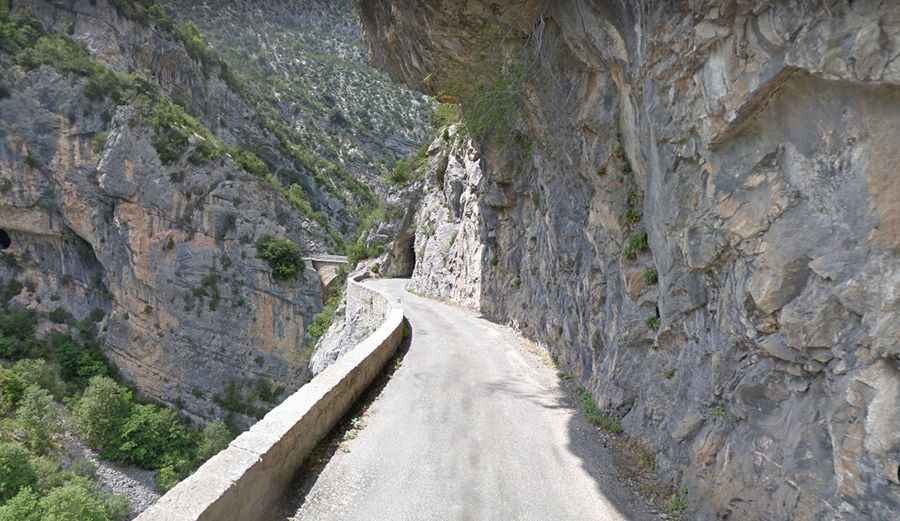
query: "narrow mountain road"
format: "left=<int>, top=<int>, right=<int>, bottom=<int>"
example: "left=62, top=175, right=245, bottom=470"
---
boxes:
left=283, top=279, right=660, bottom=521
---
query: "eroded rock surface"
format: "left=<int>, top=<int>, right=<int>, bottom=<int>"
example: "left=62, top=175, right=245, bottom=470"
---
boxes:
left=359, top=1, right=900, bottom=519
left=1, top=0, right=347, bottom=423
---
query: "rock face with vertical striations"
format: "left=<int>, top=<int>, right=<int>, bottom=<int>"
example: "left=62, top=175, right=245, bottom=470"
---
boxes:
left=0, top=0, right=367, bottom=424
left=357, top=1, right=900, bottom=519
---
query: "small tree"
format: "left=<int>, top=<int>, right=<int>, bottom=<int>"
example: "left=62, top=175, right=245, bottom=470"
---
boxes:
left=11, top=359, right=63, bottom=399
left=0, top=443, right=37, bottom=502
left=0, top=486, right=42, bottom=521
left=15, top=385, right=60, bottom=454
left=117, top=404, right=195, bottom=469
left=197, top=420, right=232, bottom=462
left=255, top=235, right=305, bottom=281
left=74, top=377, right=133, bottom=459
left=40, top=482, right=110, bottom=521
left=0, top=367, right=28, bottom=415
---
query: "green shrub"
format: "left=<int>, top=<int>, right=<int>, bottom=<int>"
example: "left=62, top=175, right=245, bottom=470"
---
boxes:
left=0, top=486, right=42, bottom=521
left=102, top=493, right=129, bottom=521
left=432, top=103, right=461, bottom=131
left=577, top=387, right=623, bottom=434
left=0, top=308, right=38, bottom=358
left=255, top=235, right=304, bottom=281
left=0, top=443, right=37, bottom=502
left=196, top=420, right=232, bottom=462
left=52, top=334, right=109, bottom=388
left=74, top=377, right=133, bottom=459
left=28, top=455, right=69, bottom=491
left=12, top=359, right=63, bottom=399
left=0, top=367, right=28, bottom=414
left=307, top=289, right=342, bottom=344
left=41, top=481, right=110, bottom=521
left=624, top=208, right=642, bottom=225
left=229, top=148, right=269, bottom=178
left=0, top=12, right=43, bottom=55
left=623, top=231, right=649, bottom=260
left=155, top=465, right=179, bottom=493
left=643, top=268, right=658, bottom=285
left=16, top=34, right=94, bottom=75
left=15, top=385, right=59, bottom=454
left=458, top=58, right=527, bottom=143
left=118, top=404, right=196, bottom=470
left=48, top=307, right=72, bottom=324
left=174, top=22, right=217, bottom=69
left=138, top=95, right=224, bottom=165
left=1, top=279, right=22, bottom=303
left=83, top=68, right=132, bottom=104
left=90, top=132, right=109, bottom=155
left=646, top=316, right=661, bottom=331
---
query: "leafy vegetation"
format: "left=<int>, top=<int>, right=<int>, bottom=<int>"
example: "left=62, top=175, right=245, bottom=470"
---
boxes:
left=0, top=304, right=235, bottom=510
left=157, top=0, right=431, bottom=195
left=623, top=231, right=649, bottom=260
left=643, top=268, right=658, bottom=285
left=577, top=386, right=623, bottom=434
left=432, top=103, right=461, bottom=132
left=387, top=144, right=429, bottom=187
left=665, top=488, right=689, bottom=519
left=438, top=24, right=531, bottom=145
left=255, top=235, right=305, bottom=281
left=646, top=316, right=660, bottom=331
left=307, top=286, right=344, bottom=346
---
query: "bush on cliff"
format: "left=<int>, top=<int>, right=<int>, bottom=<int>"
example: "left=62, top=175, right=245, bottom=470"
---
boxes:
left=256, top=235, right=305, bottom=281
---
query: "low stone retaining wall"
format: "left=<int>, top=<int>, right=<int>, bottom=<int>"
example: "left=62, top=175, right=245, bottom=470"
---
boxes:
left=135, top=273, right=404, bottom=521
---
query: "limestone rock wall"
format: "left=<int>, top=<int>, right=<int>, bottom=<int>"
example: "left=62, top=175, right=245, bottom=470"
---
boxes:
left=1, top=0, right=337, bottom=423
left=358, top=1, right=900, bottom=519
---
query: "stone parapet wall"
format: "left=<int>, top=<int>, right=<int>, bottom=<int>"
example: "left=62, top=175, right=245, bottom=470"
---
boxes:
left=135, top=273, right=404, bottom=521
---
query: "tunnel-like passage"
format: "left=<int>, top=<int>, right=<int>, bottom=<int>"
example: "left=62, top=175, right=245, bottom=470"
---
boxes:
left=390, top=231, right=416, bottom=277
left=0, top=229, right=10, bottom=250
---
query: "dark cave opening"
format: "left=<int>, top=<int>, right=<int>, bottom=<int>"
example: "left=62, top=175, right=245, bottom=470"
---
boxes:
left=407, top=235, right=416, bottom=274
left=0, top=229, right=10, bottom=250
left=390, top=231, right=416, bottom=278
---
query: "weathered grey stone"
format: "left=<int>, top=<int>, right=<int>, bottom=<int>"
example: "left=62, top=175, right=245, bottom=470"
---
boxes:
left=358, top=1, right=900, bottom=519
left=0, top=0, right=355, bottom=423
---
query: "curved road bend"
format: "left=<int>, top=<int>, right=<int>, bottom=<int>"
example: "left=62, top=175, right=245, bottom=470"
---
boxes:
left=283, top=278, right=659, bottom=521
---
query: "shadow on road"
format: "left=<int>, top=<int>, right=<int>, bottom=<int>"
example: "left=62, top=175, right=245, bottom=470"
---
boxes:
left=273, top=319, right=413, bottom=520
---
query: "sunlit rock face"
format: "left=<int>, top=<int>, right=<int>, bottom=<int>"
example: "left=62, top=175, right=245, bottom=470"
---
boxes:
left=358, top=1, right=900, bottom=519
left=1, top=0, right=344, bottom=424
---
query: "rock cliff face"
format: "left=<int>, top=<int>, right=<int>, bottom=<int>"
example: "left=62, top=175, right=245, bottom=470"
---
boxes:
left=358, top=1, right=900, bottom=519
left=159, top=0, right=433, bottom=196
left=1, top=0, right=350, bottom=423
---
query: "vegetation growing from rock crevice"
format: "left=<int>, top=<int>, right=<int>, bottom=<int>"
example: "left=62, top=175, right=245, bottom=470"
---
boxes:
left=255, top=235, right=305, bottom=282
left=436, top=24, right=532, bottom=146
left=577, top=386, right=623, bottom=434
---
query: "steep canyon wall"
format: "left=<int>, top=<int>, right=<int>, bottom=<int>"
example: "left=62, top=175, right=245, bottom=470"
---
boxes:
left=358, top=1, right=900, bottom=519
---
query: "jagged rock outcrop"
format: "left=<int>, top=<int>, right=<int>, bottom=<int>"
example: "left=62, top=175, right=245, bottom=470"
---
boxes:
left=1, top=0, right=347, bottom=423
left=359, top=1, right=900, bottom=519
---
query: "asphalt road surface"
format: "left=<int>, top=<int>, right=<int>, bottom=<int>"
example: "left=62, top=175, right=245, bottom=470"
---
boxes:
left=283, top=278, right=659, bottom=521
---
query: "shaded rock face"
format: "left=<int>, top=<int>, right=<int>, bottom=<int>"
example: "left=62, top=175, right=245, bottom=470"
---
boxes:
left=1, top=0, right=337, bottom=423
left=359, top=1, right=900, bottom=519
